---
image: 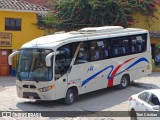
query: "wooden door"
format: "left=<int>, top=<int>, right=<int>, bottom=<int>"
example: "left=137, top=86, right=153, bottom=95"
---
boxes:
left=0, top=50, right=10, bottom=76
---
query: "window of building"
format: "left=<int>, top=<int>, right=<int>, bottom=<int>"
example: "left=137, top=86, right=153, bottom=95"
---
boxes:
left=5, top=18, right=22, bottom=31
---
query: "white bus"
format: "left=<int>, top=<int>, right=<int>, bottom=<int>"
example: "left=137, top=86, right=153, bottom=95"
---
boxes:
left=9, top=26, right=152, bottom=104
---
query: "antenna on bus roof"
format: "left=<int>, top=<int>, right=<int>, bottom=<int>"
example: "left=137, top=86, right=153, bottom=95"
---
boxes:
left=78, top=26, right=124, bottom=33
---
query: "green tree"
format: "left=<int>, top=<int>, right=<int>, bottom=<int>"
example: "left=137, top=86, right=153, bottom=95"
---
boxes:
left=44, top=0, right=159, bottom=30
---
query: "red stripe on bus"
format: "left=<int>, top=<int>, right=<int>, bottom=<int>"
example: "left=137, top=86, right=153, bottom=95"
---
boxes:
left=107, top=57, right=135, bottom=87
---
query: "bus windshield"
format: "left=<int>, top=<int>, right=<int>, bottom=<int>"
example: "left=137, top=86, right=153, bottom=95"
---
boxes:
left=17, top=49, right=53, bottom=81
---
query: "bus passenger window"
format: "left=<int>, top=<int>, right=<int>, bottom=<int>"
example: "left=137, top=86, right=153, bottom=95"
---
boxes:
left=131, top=40, right=136, bottom=53
left=90, top=42, right=100, bottom=61
left=123, top=40, right=129, bottom=54
left=90, top=47, right=99, bottom=61
left=76, top=43, right=88, bottom=64
left=141, top=40, right=146, bottom=51
left=79, top=48, right=88, bottom=60
left=137, top=40, right=142, bottom=52
left=130, top=34, right=147, bottom=54
left=113, top=47, right=118, bottom=55
left=121, top=47, right=126, bottom=54
left=104, top=50, right=108, bottom=57
left=103, top=40, right=110, bottom=58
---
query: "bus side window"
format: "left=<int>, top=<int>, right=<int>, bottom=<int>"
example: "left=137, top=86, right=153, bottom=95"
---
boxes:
left=75, top=42, right=89, bottom=64
left=141, top=39, right=146, bottom=52
left=130, top=39, right=136, bottom=53
left=130, top=34, right=147, bottom=54
left=104, top=50, right=108, bottom=58
left=114, top=47, right=118, bottom=55
left=136, top=34, right=147, bottom=52
left=103, top=40, right=110, bottom=59
left=123, top=39, right=129, bottom=54
left=112, top=40, right=120, bottom=57
left=137, top=40, right=142, bottom=52
left=89, top=41, right=100, bottom=61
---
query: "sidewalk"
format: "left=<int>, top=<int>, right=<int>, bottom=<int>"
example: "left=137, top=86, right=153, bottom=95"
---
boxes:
left=133, top=72, right=160, bottom=89
left=0, top=76, right=16, bottom=81
left=0, top=76, right=16, bottom=87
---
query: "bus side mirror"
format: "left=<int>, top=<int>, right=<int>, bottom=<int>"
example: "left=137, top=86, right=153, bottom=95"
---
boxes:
left=46, top=51, right=59, bottom=67
left=8, top=51, right=20, bottom=65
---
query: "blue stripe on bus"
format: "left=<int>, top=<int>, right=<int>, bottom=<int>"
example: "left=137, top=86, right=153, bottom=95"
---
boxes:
left=81, top=65, right=114, bottom=87
left=107, top=57, right=149, bottom=79
left=81, top=57, right=149, bottom=87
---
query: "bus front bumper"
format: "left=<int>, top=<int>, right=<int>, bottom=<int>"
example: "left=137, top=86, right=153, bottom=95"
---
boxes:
left=16, top=85, right=56, bottom=101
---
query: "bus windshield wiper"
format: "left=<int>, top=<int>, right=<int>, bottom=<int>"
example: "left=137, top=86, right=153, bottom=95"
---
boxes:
left=32, top=77, right=39, bottom=83
left=17, top=74, right=22, bottom=81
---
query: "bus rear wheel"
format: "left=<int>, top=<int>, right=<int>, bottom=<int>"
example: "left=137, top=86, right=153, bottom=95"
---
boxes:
left=64, top=89, right=75, bottom=105
left=118, top=75, right=129, bottom=89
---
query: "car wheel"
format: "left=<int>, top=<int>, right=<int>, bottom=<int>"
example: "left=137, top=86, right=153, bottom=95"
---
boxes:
left=64, top=89, right=75, bottom=105
left=118, top=75, right=129, bottom=89
left=130, top=109, right=137, bottom=120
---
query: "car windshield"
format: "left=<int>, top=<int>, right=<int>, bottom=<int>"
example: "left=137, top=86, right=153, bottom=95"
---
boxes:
left=17, top=49, right=53, bottom=81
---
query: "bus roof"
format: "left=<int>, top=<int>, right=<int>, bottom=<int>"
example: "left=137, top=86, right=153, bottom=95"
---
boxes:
left=21, top=26, right=148, bottom=49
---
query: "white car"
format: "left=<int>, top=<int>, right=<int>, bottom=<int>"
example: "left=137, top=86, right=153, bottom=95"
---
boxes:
left=128, top=89, right=160, bottom=120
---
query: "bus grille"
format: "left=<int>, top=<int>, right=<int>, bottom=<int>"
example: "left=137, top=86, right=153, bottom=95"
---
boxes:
left=23, top=92, right=40, bottom=99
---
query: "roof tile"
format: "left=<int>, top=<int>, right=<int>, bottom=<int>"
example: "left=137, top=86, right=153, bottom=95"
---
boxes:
left=0, top=0, right=49, bottom=11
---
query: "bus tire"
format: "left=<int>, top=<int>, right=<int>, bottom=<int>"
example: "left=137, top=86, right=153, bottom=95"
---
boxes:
left=118, top=75, right=129, bottom=89
left=64, top=89, right=75, bottom=105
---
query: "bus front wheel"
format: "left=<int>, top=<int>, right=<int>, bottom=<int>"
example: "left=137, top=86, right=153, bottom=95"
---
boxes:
left=64, top=89, right=75, bottom=105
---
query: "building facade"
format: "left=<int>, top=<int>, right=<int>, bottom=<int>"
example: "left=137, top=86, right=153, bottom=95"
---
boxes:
left=131, top=5, right=160, bottom=71
left=0, top=0, right=48, bottom=76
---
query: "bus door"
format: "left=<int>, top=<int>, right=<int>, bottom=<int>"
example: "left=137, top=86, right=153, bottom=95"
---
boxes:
left=54, top=42, right=81, bottom=99
left=54, top=53, right=69, bottom=99
left=55, top=73, right=68, bottom=99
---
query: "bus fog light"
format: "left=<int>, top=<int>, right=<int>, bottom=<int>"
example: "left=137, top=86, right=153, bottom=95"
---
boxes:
left=38, top=84, right=55, bottom=92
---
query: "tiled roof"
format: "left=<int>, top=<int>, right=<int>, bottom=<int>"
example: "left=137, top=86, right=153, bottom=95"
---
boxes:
left=24, top=0, right=54, bottom=7
left=0, top=0, right=49, bottom=12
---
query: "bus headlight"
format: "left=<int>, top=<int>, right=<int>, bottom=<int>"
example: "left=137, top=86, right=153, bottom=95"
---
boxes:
left=38, top=84, right=55, bottom=92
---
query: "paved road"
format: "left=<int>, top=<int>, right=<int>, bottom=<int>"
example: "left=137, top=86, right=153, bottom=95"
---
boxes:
left=0, top=72, right=160, bottom=120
